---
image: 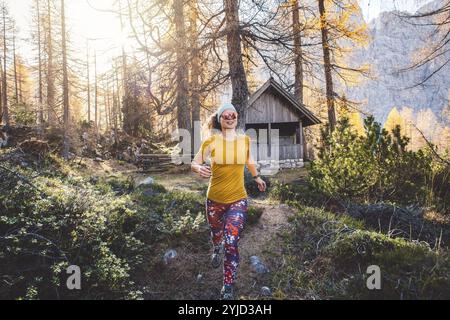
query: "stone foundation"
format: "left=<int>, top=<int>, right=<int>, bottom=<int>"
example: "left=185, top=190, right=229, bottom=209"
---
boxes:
left=257, top=158, right=304, bottom=175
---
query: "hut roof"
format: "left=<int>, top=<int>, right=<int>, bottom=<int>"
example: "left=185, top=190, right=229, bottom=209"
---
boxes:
left=248, top=78, right=322, bottom=127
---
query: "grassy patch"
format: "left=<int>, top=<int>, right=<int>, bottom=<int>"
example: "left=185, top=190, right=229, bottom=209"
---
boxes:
left=270, top=206, right=450, bottom=300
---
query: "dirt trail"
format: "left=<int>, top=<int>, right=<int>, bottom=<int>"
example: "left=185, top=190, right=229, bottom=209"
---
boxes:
left=145, top=188, right=296, bottom=300
left=236, top=199, right=296, bottom=299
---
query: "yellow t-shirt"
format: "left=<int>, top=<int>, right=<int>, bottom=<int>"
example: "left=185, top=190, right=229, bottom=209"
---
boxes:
left=197, top=133, right=250, bottom=204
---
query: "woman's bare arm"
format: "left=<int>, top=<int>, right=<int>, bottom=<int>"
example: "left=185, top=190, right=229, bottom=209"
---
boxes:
left=246, top=140, right=266, bottom=192
left=191, top=145, right=211, bottom=178
left=246, top=153, right=258, bottom=177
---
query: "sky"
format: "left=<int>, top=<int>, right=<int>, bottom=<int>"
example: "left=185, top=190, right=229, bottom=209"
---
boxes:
left=6, top=0, right=434, bottom=75
left=8, top=0, right=127, bottom=73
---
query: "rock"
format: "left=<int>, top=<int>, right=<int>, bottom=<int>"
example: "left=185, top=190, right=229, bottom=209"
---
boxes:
left=94, top=157, right=103, bottom=162
left=136, top=176, right=154, bottom=188
left=260, top=286, right=272, bottom=296
left=196, top=274, right=203, bottom=283
left=143, top=188, right=158, bottom=197
left=68, top=152, right=76, bottom=160
left=0, top=131, right=8, bottom=148
left=20, top=161, right=29, bottom=167
left=163, top=249, right=177, bottom=265
left=250, top=256, right=269, bottom=274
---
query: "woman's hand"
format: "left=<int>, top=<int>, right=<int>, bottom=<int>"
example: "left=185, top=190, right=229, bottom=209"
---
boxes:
left=254, top=177, right=266, bottom=192
left=198, top=165, right=211, bottom=179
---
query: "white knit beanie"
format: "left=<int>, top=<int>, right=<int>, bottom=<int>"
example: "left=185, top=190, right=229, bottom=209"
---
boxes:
left=216, top=103, right=237, bottom=122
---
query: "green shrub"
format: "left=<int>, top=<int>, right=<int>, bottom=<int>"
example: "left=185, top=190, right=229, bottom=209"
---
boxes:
left=95, top=175, right=135, bottom=195
left=269, top=181, right=329, bottom=208
left=309, top=116, right=447, bottom=210
left=0, top=160, right=208, bottom=299
left=324, top=231, right=449, bottom=299
left=272, top=206, right=450, bottom=300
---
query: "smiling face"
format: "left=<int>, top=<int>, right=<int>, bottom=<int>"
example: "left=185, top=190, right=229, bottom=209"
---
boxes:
left=220, top=110, right=238, bottom=130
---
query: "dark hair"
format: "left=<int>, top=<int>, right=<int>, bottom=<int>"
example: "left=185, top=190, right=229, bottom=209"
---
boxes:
left=208, top=112, right=222, bottom=132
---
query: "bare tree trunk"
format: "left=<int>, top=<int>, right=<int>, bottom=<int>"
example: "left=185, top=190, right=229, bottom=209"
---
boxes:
left=115, top=65, right=123, bottom=127
left=86, top=41, right=91, bottom=123
left=118, top=0, right=127, bottom=128
left=292, top=0, right=304, bottom=106
left=94, top=49, right=98, bottom=134
left=46, top=0, right=56, bottom=125
left=13, top=28, right=18, bottom=105
left=0, top=61, right=2, bottom=125
left=2, top=6, right=9, bottom=126
left=0, top=59, right=2, bottom=125
left=318, top=0, right=336, bottom=132
left=224, top=0, right=249, bottom=130
left=111, top=69, right=118, bottom=145
left=37, top=0, right=44, bottom=131
left=105, top=78, right=110, bottom=131
left=18, top=60, right=22, bottom=103
left=174, top=0, right=191, bottom=132
left=61, top=0, right=70, bottom=159
left=189, top=0, right=200, bottom=152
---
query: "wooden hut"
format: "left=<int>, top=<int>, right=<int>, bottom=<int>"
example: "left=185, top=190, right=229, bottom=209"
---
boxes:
left=245, top=78, right=321, bottom=168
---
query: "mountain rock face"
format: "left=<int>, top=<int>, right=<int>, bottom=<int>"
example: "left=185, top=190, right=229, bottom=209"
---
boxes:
left=345, top=0, right=449, bottom=124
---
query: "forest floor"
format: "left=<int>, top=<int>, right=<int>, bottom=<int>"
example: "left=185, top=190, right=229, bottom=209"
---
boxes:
left=2, top=123, right=449, bottom=300
left=3, top=144, right=448, bottom=299
left=82, top=158, right=305, bottom=299
left=144, top=196, right=296, bottom=300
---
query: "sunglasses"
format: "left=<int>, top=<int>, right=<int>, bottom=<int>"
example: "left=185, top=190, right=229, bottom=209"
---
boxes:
left=221, top=113, right=237, bottom=120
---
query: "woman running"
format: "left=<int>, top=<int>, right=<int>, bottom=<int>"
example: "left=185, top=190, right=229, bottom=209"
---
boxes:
left=191, top=103, right=266, bottom=300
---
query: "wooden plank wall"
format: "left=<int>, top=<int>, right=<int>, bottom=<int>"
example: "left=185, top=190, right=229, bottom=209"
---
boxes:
left=246, top=90, right=300, bottom=124
left=246, top=89, right=305, bottom=160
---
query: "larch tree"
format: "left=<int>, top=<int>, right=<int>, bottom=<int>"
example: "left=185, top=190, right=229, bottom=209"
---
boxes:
left=384, top=107, right=403, bottom=135
left=60, top=0, right=70, bottom=159
left=125, top=0, right=228, bottom=138
left=224, top=0, right=249, bottom=130
left=86, top=41, right=91, bottom=123
left=45, top=0, right=56, bottom=125
left=398, top=106, right=415, bottom=147
left=30, top=0, right=45, bottom=130
left=318, top=0, right=336, bottom=132
left=292, top=0, right=304, bottom=105
left=12, top=22, right=18, bottom=105
left=0, top=2, right=14, bottom=126
left=188, top=0, right=202, bottom=152
left=314, top=0, right=370, bottom=131
left=173, top=0, right=191, bottom=132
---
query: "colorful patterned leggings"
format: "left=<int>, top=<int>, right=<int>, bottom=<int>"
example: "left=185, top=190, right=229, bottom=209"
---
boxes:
left=206, top=198, right=248, bottom=286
